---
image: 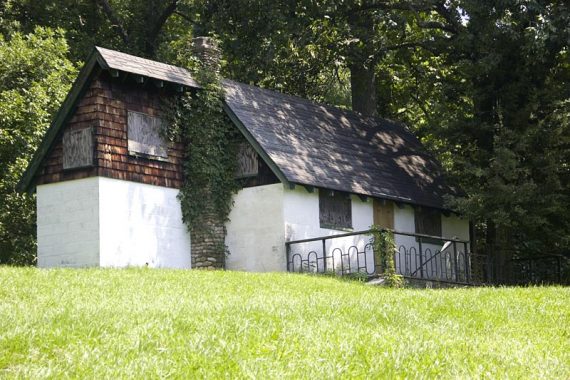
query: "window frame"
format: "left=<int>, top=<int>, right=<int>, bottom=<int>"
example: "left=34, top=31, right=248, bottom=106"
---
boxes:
left=319, top=190, right=353, bottom=231
left=414, top=206, right=442, bottom=243
left=127, top=110, right=169, bottom=161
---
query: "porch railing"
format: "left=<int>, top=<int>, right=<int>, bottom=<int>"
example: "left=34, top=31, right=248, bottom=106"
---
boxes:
left=285, top=229, right=492, bottom=285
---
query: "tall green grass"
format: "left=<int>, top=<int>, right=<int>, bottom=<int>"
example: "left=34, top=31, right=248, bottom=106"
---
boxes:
left=0, top=267, right=568, bottom=379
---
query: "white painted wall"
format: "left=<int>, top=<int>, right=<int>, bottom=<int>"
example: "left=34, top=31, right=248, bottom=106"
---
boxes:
left=36, top=174, right=469, bottom=277
left=36, top=177, right=191, bottom=268
left=282, top=189, right=471, bottom=278
left=98, top=177, right=191, bottom=268
left=393, top=204, right=470, bottom=279
left=283, top=187, right=375, bottom=274
left=37, top=177, right=100, bottom=267
left=225, top=183, right=285, bottom=272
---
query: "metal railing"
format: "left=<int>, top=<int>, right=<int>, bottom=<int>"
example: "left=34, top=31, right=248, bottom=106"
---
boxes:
left=285, top=229, right=491, bottom=284
left=509, top=255, right=565, bottom=284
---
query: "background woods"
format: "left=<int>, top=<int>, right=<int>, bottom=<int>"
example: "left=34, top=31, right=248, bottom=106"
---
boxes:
left=0, top=0, right=568, bottom=267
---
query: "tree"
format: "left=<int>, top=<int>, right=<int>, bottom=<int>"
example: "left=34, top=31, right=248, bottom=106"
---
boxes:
left=0, top=0, right=192, bottom=60
left=376, top=1, right=570, bottom=274
left=0, top=27, right=77, bottom=264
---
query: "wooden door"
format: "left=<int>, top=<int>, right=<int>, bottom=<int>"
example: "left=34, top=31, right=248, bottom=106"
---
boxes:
left=373, top=199, right=394, bottom=229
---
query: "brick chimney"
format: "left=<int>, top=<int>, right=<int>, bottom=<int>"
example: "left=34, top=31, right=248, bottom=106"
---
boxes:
left=187, top=36, right=226, bottom=270
left=191, top=37, right=221, bottom=75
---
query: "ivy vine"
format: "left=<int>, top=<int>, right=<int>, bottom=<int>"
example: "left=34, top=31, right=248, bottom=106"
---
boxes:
left=165, top=45, right=240, bottom=246
left=370, top=225, right=404, bottom=288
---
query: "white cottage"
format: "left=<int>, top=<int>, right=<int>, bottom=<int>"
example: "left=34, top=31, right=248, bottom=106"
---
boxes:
left=19, top=46, right=471, bottom=281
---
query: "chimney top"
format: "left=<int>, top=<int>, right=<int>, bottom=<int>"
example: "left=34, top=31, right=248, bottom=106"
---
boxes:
left=192, top=37, right=221, bottom=74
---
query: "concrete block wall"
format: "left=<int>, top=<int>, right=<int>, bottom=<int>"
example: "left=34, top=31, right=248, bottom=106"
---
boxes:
left=37, top=177, right=100, bottom=267
left=225, top=183, right=285, bottom=272
left=98, top=177, right=191, bottom=268
left=36, top=177, right=191, bottom=268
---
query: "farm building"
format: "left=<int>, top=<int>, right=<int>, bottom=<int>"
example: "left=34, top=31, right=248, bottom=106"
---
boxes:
left=19, top=43, right=473, bottom=282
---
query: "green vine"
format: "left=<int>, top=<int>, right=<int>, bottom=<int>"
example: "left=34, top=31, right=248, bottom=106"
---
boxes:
left=370, top=225, right=404, bottom=288
left=165, top=43, right=240, bottom=250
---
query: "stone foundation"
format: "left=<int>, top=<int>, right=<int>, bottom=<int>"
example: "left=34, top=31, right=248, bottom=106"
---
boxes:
left=190, top=211, right=226, bottom=269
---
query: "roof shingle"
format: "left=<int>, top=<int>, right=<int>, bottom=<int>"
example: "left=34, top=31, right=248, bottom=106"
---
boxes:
left=23, top=47, right=455, bottom=209
left=223, top=80, right=454, bottom=208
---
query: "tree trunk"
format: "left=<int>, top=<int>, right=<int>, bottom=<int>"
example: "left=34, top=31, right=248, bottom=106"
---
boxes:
left=348, top=11, right=377, bottom=117
left=350, top=63, right=377, bottom=116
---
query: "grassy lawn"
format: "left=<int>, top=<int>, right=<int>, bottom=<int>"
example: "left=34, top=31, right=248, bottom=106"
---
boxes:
left=0, top=268, right=568, bottom=379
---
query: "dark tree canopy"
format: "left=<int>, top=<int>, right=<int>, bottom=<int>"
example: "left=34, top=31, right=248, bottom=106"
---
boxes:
left=0, top=0, right=568, bottom=268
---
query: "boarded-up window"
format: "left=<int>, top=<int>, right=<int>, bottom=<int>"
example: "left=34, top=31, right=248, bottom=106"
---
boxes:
left=373, top=199, right=394, bottom=229
left=127, top=111, right=168, bottom=159
left=414, top=207, right=442, bottom=237
left=235, top=143, right=258, bottom=178
left=319, top=191, right=352, bottom=230
left=63, top=127, right=94, bottom=170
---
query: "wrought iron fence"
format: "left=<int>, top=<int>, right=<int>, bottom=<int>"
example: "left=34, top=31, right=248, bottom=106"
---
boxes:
left=509, top=255, right=566, bottom=284
left=285, top=229, right=492, bottom=284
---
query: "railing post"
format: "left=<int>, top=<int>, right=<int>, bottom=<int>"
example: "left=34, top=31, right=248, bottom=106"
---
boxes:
left=464, top=242, right=470, bottom=283
left=557, top=256, right=562, bottom=283
left=322, top=238, right=327, bottom=273
left=528, top=258, right=533, bottom=283
left=453, top=241, right=459, bottom=282
left=418, top=237, right=424, bottom=278
left=286, top=243, right=291, bottom=272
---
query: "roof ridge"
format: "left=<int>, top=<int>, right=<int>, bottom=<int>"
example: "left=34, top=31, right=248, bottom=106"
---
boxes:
left=94, top=46, right=405, bottom=131
left=222, top=78, right=407, bottom=129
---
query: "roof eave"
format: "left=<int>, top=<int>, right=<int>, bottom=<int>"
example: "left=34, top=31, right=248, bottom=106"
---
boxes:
left=17, top=48, right=104, bottom=193
left=222, top=102, right=292, bottom=189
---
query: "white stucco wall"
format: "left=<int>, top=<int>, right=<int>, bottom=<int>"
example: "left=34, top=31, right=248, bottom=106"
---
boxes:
left=36, top=177, right=191, bottom=268
left=393, top=204, right=470, bottom=278
left=283, top=187, right=375, bottom=274
left=98, top=177, right=191, bottom=268
left=37, top=177, right=100, bottom=267
left=282, top=189, right=471, bottom=277
left=225, top=183, right=285, bottom=272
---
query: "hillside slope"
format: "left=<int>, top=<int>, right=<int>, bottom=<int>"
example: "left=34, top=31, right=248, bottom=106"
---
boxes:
left=0, top=268, right=568, bottom=379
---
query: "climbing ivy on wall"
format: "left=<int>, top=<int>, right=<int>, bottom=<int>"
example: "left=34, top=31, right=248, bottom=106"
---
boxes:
left=370, top=225, right=403, bottom=288
left=166, top=45, right=241, bottom=246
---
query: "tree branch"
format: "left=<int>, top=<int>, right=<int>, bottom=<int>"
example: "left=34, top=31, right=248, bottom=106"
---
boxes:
left=174, top=10, right=194, bottom=23
left=145, top=0, right=180, bottom=56
left=433, top=1, right=463, bottom=34
left=149, top=0, right=179, bottom=43
left=94, top=0, right=129, bottom=45
left=417, top=20, right=457, bottom=34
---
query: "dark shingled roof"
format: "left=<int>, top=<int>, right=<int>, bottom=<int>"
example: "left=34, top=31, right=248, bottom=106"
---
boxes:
left=97, top=47, right=199, bottom=87
left=223, top=80, right=454, bottom=209
left=20, top=47, right=456, bottom=209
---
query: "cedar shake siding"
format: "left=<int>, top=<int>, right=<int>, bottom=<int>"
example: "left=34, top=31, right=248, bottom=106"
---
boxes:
left=35, top=72, right=184, bottom=189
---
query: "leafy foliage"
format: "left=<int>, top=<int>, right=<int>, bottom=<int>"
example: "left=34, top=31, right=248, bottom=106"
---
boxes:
left=0, top=1, right=569, bottom=267
left=370, top=225, right=403, bottom=288
left=165, top=42, right=240, bottom=246
left=0, top=27, right=77, bottom=264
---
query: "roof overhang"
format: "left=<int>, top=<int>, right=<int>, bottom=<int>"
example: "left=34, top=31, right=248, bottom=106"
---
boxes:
left=18, top=50, right=102, bottom=192
left=17, top=47, right=288, bottom=194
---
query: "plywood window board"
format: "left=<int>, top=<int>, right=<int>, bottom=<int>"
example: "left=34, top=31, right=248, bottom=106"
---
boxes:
left=63, top=127, right=94, bottom=170
left=373, top=199, right=394, bottom=229
left=127, top=110, right=168, bottom=160
left=319, top=190, right=352, bottom=230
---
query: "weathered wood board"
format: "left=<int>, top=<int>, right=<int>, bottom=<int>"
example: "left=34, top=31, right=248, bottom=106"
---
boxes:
left=319, top=191, right=352, bottom=229
left=414, top=207, right=442, bottom=236
left=63, top=127, right=94, bottom=170
left=127, top=111, right=168, bottom=159
left=235, top=143, right=259, bottom=178
left=373, top=199, right=395, bottom=229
